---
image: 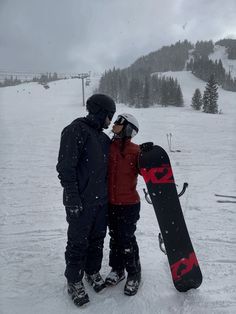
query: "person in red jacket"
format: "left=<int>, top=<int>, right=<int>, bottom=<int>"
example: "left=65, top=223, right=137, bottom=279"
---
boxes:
left=105, top=113, right=141, bottom=296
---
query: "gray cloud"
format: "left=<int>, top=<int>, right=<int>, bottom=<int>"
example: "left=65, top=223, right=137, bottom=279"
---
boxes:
left=0, top=0, right=236, bottom=74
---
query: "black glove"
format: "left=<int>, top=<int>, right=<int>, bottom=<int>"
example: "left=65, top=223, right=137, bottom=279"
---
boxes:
left=65, top=203, right=83, bottom=219
left=63, top=184, right=82, bottom=206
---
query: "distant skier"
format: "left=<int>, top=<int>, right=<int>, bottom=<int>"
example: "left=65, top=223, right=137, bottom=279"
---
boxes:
left=105, top=113, right=142, bottom=296
left=56, top=94, right=116, bottom=306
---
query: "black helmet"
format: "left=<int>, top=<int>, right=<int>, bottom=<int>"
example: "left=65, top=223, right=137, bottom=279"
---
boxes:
left=86, top=94, right=116, bottom=119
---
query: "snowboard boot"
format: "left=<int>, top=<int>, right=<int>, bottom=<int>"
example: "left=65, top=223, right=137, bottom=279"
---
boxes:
left=85, top=272, right=106, bottom=293
left=124, top=272, right=141, bottom=296
left=67, top=281, right=89, bottom=307
left=105, top=269, right=125, bottom=286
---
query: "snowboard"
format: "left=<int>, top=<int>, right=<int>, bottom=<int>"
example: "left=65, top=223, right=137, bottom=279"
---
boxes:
left=138, top=143, right=202, bottom=292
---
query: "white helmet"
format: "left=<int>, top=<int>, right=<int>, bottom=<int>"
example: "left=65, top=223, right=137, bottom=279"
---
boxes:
left=114, top=113, right=139, bottom=138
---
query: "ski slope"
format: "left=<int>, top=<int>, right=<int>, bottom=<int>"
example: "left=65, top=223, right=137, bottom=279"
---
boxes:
left=0, top=73, right=236, bottom=314
left=209, top=45, right=236, bottom=79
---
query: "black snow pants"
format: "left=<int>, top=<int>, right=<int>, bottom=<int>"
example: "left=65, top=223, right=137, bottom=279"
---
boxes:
left=108, top=203, right=141, bottom=275
left=64, top=204, right=107, bottom=283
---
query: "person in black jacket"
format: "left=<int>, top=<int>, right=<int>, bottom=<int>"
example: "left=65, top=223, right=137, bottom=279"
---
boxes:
left=56, top=94, right=116, bottom=307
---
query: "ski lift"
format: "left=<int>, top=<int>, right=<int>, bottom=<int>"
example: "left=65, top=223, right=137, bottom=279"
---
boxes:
left=85, top=78, right=90, bottom=86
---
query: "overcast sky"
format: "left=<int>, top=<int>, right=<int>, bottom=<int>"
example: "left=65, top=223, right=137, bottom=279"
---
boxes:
left=0, top=0, right=236, bottom=75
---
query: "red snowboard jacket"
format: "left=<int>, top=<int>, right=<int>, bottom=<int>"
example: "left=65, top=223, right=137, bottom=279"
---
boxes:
left=108, top=138, right=140, bottom=205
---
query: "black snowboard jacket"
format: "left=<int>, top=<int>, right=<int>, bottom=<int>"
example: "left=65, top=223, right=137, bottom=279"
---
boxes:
left=56, top=116, right=110, bottom=209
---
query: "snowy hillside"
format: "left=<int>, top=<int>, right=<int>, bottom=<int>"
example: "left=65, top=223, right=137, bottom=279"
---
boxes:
left=160, top=70, right=236, bottom=114
left=209, top=45, right=236, bottom=79
left=0, top=74, right=236, bottom=314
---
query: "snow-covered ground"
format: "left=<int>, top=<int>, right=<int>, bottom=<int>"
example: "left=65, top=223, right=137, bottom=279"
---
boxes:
left=209, top=45, right=236, bottom=79
left=0, top=73, right=236, bottom=314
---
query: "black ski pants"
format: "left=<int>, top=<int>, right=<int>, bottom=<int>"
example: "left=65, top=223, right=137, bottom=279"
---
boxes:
left=64, top=204, right=107, bottom=283
left=108, top=203, right=141, bottom=275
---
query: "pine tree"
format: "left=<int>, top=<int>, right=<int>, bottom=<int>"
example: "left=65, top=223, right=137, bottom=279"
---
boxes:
left=191, top=88, right=202, bottom=110
left=167, top=78, right=176, bottom=106
left=160, top=79, right=168, bottom=107
left=52, top=72, right=58, bottom=81
left=203, top=75, right=218, bottom=114
left=142, top=76, right=150, bottom=108
left=175, top=85, right=184, bottom=106
left=128, top=77, right=142, bottom=107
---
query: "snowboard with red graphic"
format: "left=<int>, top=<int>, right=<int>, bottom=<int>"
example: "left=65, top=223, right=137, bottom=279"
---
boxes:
left=138, top=143, right=202, bottom=292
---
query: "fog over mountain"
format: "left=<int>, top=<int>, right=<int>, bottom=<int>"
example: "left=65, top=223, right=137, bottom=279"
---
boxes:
left=0, top=0, right=236, bottom=73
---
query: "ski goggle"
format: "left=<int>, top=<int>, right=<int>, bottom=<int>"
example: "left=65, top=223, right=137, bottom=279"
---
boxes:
left=114, top=116, right=126, bottom=125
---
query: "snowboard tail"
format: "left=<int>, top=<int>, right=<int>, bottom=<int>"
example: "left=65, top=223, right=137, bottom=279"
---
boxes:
left=139, top=144, right=202, bottom=292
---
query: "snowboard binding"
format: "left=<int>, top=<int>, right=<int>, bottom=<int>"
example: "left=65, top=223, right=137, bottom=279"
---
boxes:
left=140, top=142, right=154, bottom=152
